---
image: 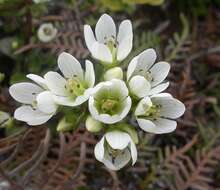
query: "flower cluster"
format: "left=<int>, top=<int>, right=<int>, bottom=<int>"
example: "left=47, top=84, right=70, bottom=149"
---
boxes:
left=9, top=14, right=185, bottom=170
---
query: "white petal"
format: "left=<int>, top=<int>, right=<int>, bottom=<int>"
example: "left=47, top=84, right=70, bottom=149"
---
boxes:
left=44, top=71, right=67, bottom=96
left=73, top=88, right=93, bottom=106
left=119, top=96, right=132, bottom=119
left=9, top=82, right=43, bottom=104
left=137, top=118, right=177, bottom=134
left=150, top=62, right=170, bottom=87
left=37, top=23, right=57, bottom=43
left=103, top=148, right=131, bottom=171
left=130, top=141, right=137, bottom=165
left=147, top=82, right=169, bottom=95
left=14, top=106, right=52, bottom=126
left=84, top=25, right=96, bottom=53
left=117, top=20, right=133, bottom=61
left=153, top=118, right=177, bottom=134
left=127, top=56, right=138, bottom=80
left=135, top=97, right=152, bottom=116
left=110, top=79, right=129, bottom=99
left=26, top=74, right=47, bottom=89
left=91, top=42, right=112, bottom=63
left=135, top=49, right=157, bottom=74
left=129, top=76, right=151, bottom=98
left=53, top=88, right=92, bottom=107
left=94, top=137, right=105, bottom=162
left=52, top=96, right=75, bottom=106
left=58, top=52, right=83, bottom=80
left=105, top=131, right=130, bottom=150
left=101, top=158, right=117, bottom=170
left=137, top=118, right=155, bottom=133
left=117, top=20, right=132, bottom=42
left=36, top=91, right=57, bottom=114
left=95, top=14, right=116, bottom=43
left=27, top=114, right=53, bottom=126
left=99, top=114, right=122, bottom=124
left=151, top=93, right=173, bottom=99
left=151, top=96, right=185, bottom=119
left=85, top=60, right=95, bottom=87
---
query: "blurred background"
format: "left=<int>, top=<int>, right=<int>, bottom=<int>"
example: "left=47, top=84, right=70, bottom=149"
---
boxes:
left=0, top=0, right=220, bottom=189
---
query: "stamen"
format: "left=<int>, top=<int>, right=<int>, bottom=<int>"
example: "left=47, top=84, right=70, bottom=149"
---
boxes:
left=142, top=103, right=161, bottom=120
left=65, top=78, right=85, bottom=97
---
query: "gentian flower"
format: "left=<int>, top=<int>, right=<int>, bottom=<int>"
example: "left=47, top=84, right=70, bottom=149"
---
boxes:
left=89, top=79, right=131, bottom=124
left=127, top=49, right=170, bottom=98
left=135, top=93, right=185, bottom=134
left=44, top=52, right=95, bottom=106
left=84, top=14, right=133, bottom=64
left=94, top=130, right=137, bottom=170
left=9, top=74, right=57, bottom=125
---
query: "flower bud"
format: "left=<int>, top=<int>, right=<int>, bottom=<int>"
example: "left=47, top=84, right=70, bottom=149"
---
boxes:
left=0, top=73, right=4, bottom=83
left=104, top=67, right=123, bottom=81
left=86, top=116, right=102, bottom=133
left=57, top=118, right=73, bottom=132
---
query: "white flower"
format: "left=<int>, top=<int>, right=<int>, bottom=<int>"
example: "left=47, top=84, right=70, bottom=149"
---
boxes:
left=127, top=49, right=170, bottom=98
left=135, top=93, right=185, bottom=134
left=94, top=130, right=137, bottom=170
left=84, top=14, right=133, bottom=64
left=37, top=23, right=57, bottom=43
left=89, top=79, right=131, bottom=124
left=9, top=74, right=57, bottom=126
left=104, top=67, right=123, bottom=81
left=44, top=52, right=95, bottom=107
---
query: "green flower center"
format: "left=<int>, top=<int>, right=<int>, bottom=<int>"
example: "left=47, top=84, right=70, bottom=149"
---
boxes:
left=65, top=79, right=85, bottom=98
left=142, top=103, right=161, bottom=120
left=101, top=98, right=119, bottom=115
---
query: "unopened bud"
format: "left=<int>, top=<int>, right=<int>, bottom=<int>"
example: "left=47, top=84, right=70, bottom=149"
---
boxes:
left=104, top=67, right=123, bottom=81
left=57, top=118, right=73, bottom=132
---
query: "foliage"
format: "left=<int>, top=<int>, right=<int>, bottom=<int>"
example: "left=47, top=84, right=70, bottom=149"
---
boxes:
left=0, top=0, right=220, bottom=189
left=175, top=0, right=220, bottom=17
left=99, top=0, right=164, bottom=11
